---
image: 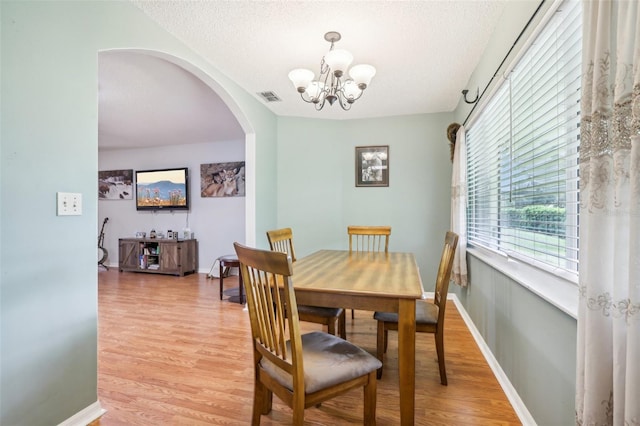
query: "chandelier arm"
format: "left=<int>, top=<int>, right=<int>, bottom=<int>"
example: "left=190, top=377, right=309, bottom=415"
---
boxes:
left=299, top=92, right=315, bottom=104
left=344, top=91, right=363, bottom=104
left=348, top=85, right=366, bottom=102
left=333, top=78, right=355, bottom=110
left=337, top=95, right=352, bottom=111
left=322, top=67, right=332, bottom=89
left=319, top=56, right=329, bottom=77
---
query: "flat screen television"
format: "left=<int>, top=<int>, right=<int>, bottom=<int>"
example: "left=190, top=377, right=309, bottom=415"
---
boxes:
left=135, top=167, right=189, bottom=211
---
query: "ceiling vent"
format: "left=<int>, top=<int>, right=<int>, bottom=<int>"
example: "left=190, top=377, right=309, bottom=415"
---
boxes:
left=258, top=91, right=282, bottom=103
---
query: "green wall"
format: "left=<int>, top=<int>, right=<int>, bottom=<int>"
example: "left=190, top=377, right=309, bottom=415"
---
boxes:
left=276, top=114, right=454, bottom=287
left=0, top=1, right=277, bottom=424
left=452, top=255, right=577, bottom=425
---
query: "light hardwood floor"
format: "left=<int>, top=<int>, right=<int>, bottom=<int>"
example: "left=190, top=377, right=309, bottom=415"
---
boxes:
left=92, top=269, right=521, bottom=425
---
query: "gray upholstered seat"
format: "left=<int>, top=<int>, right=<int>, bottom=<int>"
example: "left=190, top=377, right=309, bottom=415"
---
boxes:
left=266, top=227, right=346, bottom=339
left=373, top=231, right=458, bottom=384
left=261, top=331, right=382, bottom=394
left=297, top=305, right=344, bottom=319
left=373, top=301, right=438, bottom=325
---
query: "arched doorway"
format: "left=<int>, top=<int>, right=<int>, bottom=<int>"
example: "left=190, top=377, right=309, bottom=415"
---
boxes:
left=98, top=49, right=256, bottom=268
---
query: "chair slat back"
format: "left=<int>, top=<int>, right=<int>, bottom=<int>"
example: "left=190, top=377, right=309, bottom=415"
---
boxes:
left=266, top=228, right=297, bottom=262
left=234, top=242, right=304, bottom=377
left=348, top=226, right=391, bottom=253
left=433, top=231, right=459, bottom=324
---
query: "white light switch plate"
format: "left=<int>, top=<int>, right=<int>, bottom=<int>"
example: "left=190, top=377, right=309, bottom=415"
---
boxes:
left=57, top=192, right=82, bottom=216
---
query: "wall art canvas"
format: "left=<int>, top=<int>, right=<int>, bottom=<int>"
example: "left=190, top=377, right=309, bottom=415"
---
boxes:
left=200, top=161, right=245, bottom=197
left=99, top=169, right=134, bottom=200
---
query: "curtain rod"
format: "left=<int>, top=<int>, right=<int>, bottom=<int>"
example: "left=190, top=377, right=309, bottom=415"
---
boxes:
left=463, top=0, right=546, bottom=127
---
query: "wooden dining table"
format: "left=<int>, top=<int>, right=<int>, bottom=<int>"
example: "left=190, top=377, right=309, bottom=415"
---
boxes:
left=292, top=249, right=423, bottom=426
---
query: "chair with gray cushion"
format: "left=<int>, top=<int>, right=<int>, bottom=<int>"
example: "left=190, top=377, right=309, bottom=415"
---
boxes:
left=267, top=228, right=346, bottom=339
left=374, top=231, right=458, bottom=383
left=234, top=242, right=381, bottom=425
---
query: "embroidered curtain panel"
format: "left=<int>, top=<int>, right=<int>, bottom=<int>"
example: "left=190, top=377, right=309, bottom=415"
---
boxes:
left=451, top=126, right=468, bottom=286
left=576, top=1, right=640, bottom=424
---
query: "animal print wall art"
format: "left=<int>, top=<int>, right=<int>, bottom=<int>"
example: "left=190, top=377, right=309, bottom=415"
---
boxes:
left=200, top=161, right=245, bottom=197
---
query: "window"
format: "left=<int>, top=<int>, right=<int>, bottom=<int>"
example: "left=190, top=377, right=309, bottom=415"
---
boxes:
left=466, top=0, right=581, bottom=276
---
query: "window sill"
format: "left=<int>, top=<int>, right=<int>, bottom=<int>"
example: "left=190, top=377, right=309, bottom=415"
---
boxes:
left=467, top=246, right=578, bottom=319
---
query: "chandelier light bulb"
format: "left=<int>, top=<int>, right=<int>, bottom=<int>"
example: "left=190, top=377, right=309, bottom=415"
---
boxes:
left=349, top=64, right=376, bottom=89
left=324, top=49, right=353, bottom=77
left=306, top=81, right=325, bottom=103
left=288, top=69, right=315, bottom=93
left=342, top=80, right=362, bottom=102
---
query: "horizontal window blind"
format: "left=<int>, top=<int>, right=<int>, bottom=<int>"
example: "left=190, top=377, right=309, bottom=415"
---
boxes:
left=467, top=0, right=581, bottom=275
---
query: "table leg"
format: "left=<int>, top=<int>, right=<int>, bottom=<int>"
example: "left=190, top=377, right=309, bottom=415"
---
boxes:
left=398, top=298, right=416, bottom=425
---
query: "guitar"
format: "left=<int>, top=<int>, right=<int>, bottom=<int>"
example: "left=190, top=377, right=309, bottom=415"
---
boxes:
left=98, top=217, right=109, bottom=269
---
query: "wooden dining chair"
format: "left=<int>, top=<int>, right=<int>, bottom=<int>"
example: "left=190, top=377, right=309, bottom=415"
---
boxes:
left=233, top=242, right=381, bottom=425
left=266, top=228, right=346, bottom=339
left=347, top=225, right=392, bottom=318
left=373, top=231, right=458, bottom=384
left=348, top=225, right=391, bottom=254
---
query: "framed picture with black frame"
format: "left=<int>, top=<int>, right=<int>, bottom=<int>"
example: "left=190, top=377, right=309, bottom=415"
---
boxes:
left=355, top=145, right=389, bottom=187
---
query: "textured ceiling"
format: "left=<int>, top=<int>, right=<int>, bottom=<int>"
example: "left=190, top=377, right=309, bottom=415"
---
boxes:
left=99, top=1, right=509, bottom=150
left=99, top=51, right=244, bottom=150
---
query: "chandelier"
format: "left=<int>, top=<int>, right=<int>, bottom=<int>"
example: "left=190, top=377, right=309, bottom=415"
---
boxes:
left=288, top=31, right=376, bottom=111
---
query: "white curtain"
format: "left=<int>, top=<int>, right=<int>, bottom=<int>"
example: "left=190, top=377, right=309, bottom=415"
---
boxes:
left=450, top=125, right=468, bottom=286
left=576, top=1, right=640, bottom=424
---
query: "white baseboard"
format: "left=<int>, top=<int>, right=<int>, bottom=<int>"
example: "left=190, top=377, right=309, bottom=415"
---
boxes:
left=446, top=293, right=537, bottom=426
left=57, top=400, right=106, bottom=426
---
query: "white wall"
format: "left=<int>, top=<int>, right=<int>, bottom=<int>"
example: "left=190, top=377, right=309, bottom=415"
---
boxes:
left=99, top=140, right=245, bottom=273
